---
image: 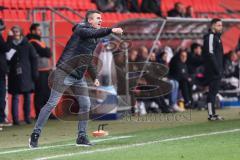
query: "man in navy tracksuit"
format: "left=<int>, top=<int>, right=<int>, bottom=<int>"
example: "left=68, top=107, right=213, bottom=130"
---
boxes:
left=29, top=10, right=123, bottom=148
left=203, top=18, right=224, bottom=121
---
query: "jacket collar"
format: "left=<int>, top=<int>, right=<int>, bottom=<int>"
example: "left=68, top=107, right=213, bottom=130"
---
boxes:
left=209, top=29, right=222, bottom=37
left=26, top=33, right=41, bottom=40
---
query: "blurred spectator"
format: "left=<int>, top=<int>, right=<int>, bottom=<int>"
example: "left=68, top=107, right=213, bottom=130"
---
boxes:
left=95, top=0, right=128, bottom=13
left=95, top=0, right=116, bottom=12
left=236, top=37, right=240, bottom=52
left=141, top=0, right=162, bottom=16
left=149, top=51, right=157, bottom=62
left=157, top=50, right=168, bottom=64
left=116, top=0, right=129, bottom=12
left=0, top=19, right=12, bottom=128
left=236, top=37, right=240, bottom=62
left=7, top=25, right=38, bottom=125
left=158, top=51, right=184, bottom=112
left=222, top=51, right=239, bottom=89
left=133, top=77, right=171, bottom=114
left=114, top=51, right=126, bottom=95
left=163, top=46, right=174, bottom=63
left=223, top=51, right=239, bottom=78
left=128, top=0, right=140, bottom=12
left=169, top=49, right=192, bottom=108
left=138, top=46, right=149, bottom=61
left=187, top=43, right=204, bottom=75
left=26, top=23, right=54, bottom=119
left=186, top=6, right=195, bottom=18
left=167, top=2, right=185, bottom=17
left=128, top=49, right=138, bottom=62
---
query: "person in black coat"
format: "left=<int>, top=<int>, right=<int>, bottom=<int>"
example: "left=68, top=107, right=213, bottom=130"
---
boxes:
left=187, top=43, right=204, bottom=74
left=157, top=51, right=184, bottom=112
left=187, top=43, right=205, bottom=86
left=223, top=51, right=239, bottom=78
left=95, top=0, right=128, bottom=13
left=129, top=0, right=140, bottom=12
left=7, top=25, right=38, bottom=125
left=167, top=2, right=185, bottom=17
left=141, top=0, right=162, bottom=16
left=169, top=49, right=192, bottom=108
left=202, top=18, right=224, bottom=120
left=26, top=23, right=54, bottom=119
left=0, top=19, right=12, bottom=127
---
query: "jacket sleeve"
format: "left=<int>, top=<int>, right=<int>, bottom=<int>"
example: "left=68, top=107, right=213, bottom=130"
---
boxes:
left=76, top=27, right=112, bottom=39
left=31, top=42, right=52, bottom=58
left=29, top=44, right=39, bottom=81
left=204, top=34, right=220, bottom=75
left=0, top=34, right=10, bottom=53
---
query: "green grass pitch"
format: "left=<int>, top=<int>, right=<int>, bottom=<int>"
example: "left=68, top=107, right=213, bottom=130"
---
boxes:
left=0, top=108, right=240, bottom=160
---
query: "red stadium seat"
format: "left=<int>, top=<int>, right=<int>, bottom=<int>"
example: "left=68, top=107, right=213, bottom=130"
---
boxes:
left=3, top=10, right=18, bottom=19
left=37, top=0, right=46, bottom=8
left=0, top=10, right=3, bottom=19
left=18, top=10, right=27, bottom=20
left=3, top=0, right=12, bottom=9
left=17, top=0, right=28, bottom=9
left=57, top=0, right=65, bottom=8
left=31, top=0, right=38, bottom=8
left=45, top=0, right=53, bottom=8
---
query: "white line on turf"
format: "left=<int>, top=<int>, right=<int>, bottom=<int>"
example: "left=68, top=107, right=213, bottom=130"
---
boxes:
left=35, top=128, right=240, bottom=160
left=0, top=135, right=133, bottom=155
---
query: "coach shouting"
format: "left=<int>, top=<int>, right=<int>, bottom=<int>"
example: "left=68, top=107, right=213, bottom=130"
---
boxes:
left=29, top=10, right=123, bottom=148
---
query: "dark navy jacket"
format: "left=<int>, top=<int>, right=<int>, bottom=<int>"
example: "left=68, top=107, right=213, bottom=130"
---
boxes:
left=203, top=31, right=224, bottom=82
left=56, top=23, right=112, bottom=80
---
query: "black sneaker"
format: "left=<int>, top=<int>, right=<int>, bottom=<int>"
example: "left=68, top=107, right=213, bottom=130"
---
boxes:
left=76, top=135, right=94, bottom=147
left=208, top=115, right=217, bottom=121
left=0, top=121, right=12, bottom=127
left=29, top=133, right=39, bottom=148
left=13, top=121, right=20, bottom=126
left=208, top=115, right=224, bottom=121
left=213, top=114, right=224, bottom=120
left=25, top=119, right=32, bottom=125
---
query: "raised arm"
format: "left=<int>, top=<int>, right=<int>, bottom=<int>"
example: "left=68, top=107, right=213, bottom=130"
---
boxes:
left=76, top=27, right=112, bottom=39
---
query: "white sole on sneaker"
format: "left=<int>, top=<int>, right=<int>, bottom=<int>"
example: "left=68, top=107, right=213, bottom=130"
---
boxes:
left=75, top=144, right=94, bottom=147
left=28, top=138, right=38, bottom=149
left=28, top=138, right=32, bottom=148
left=0, top=123, right=13, bottom=127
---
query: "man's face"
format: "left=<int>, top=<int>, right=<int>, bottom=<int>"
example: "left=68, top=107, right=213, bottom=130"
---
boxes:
left=212, top=21, right=223, bottom=33
left=180, top=51, right=187, bottom=63
left=149, top=52, right=156, bottom=61
left=88, top=13, right=102, bottom=29
left=194, top=46, right=202, bottom=56
left=176, top=3, right=184, bottom=13
left=140, top=47, right=149, bottom=59
left=130, top=50, right=138, bottom=61
left=237, top=50, right=240, bottom=59
left=12, top=28, right=21, bottom=40
left=230, top=53, right=238, bottom=62
left=162, top=53, right=167, bottom=63
left=32, top=26, right=42, bottom=36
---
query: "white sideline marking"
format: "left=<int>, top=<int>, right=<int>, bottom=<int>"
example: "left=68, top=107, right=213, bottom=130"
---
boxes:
left=36, top=128, right=240, bottom=160
left=0, top=135, right=133, bottom=155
